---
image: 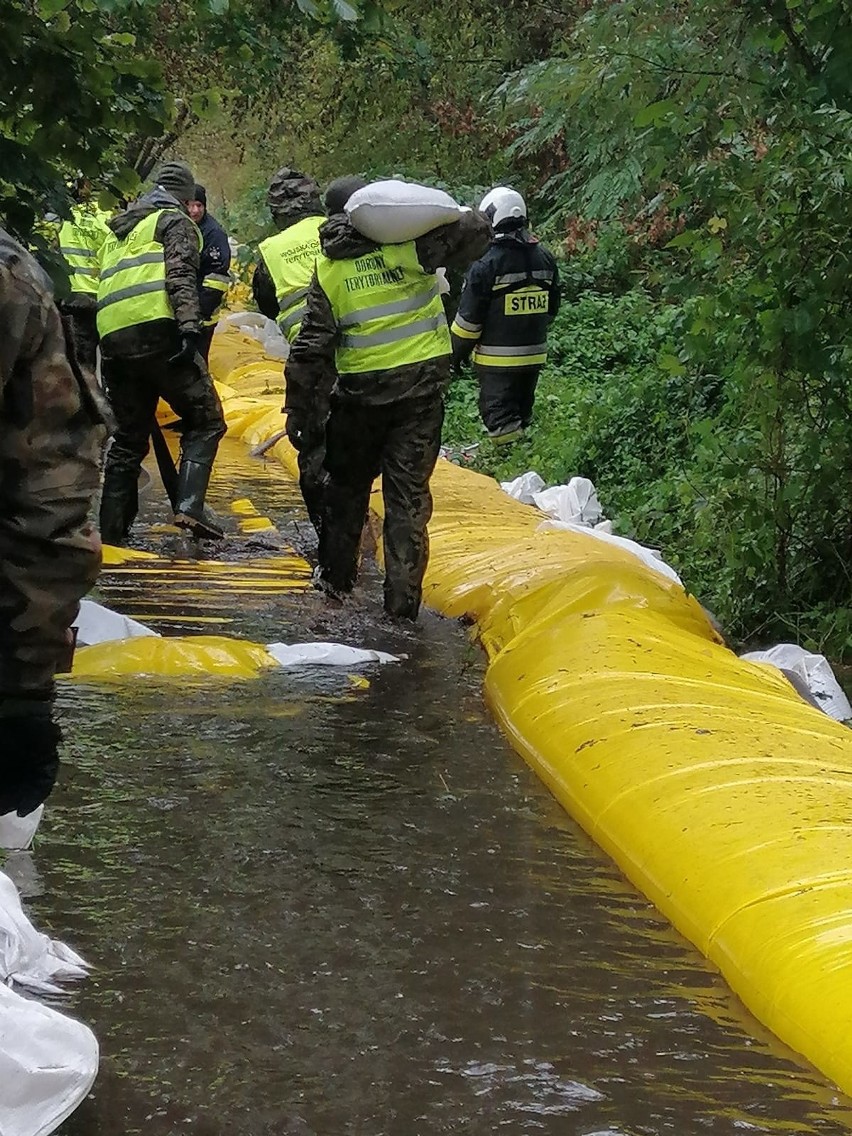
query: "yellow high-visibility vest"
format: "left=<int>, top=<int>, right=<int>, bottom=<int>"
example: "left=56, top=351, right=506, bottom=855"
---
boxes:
left=258, top=216, right=324, bottom=343
left=97, top=209, right=201, bottom=338
left=316, top=241, right=450, bottom=374
left=58, top=205, right=111, bottom=296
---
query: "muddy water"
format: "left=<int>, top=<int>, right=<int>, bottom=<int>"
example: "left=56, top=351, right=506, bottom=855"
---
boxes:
left=15, top=439, right=852, bottom=1135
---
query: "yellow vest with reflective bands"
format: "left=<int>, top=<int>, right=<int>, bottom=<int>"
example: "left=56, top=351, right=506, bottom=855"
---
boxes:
left=258, top=216, right=324, bottom=342
left=316, top=241, right=450, bottom=374
left=59, top=205, right=111, bottom=296
left=97, top=209, right=201, bottom=339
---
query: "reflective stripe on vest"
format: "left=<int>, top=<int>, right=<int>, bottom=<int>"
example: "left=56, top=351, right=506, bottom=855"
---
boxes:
left=58, top=205, right=110, bottom=296
left=258, top=216, right=324, bottom=343
left=316, top=241, right=450, bottom=375
left=96, top=209, right=201, bottom=339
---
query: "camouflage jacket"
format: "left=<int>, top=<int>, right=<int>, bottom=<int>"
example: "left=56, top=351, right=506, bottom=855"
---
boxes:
left=286, top=209, right=492, bottom=419
left=0, top=228, right=110, bottom=700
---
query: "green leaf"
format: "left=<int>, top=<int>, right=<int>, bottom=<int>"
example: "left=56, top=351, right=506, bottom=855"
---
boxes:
left=666, top=230, right=699, bottom=249
left=658, top=352, right=686, bottom=376
left=634, top=99, right=678, bottom=128
left=37, top=0, right=70, bottom=17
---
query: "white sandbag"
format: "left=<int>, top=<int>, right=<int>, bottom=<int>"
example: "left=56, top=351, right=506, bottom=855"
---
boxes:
left=0, top=807, right=43, bottom=853
left=0, top=982, right=99, bottom=1136
left=74, top=600, right=159, bottom=647
left=500, top=470, right=545, bottom=505
left=540, top=519, right=683, bottom=586
left=0, top=872, right=90, bottom=994
left=266, top=642, right=399, bottom=668
left=741, top=644, right=852, bottom=721
left=346, top=180, right=462, bottom=244
left=533, top=477, right=603, bottom=527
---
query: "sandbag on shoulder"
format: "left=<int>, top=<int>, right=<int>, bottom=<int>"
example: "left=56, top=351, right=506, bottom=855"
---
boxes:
left=346, top=180, right=462, bottom=244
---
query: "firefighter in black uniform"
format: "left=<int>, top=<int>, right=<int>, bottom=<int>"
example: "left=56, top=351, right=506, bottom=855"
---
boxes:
left=450, top=187, right=560, bottom=441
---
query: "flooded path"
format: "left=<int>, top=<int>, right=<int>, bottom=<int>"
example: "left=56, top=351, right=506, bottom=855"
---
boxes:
left=15, top=439, right=852, bottom=1134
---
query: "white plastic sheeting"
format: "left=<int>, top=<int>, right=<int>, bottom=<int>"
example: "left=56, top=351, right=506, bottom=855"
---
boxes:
left=0, top=807, right=43, bottom=853
left=742, top=644, right=852, bottom=722
left=0, top=873, right=89, bottom=994
left=75, top=599, right=160, bottom=647
left=0, top=984, right=99, bottom=1136
left=0, top=872, right=97, bottom=1136
left=501, top=472, right=680, bottom=584
left=216, top=311, right=289, bottom=360
left=500, top=471, right=545, bottom=505
left=346, top=180, right=462, bottom=244
left=266, top=642, right=399, bottom=668
left=533, top=477, right=604, bottom=527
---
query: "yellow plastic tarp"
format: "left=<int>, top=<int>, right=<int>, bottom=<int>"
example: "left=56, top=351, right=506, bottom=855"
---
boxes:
left=207, top=325, right=852, bottom=1096
left=70, top=635, right=277, bottom=680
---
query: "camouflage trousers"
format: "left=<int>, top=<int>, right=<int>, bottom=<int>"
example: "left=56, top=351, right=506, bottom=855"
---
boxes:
left=318, top=392, right=443, bottom=619
left=63, top=305, right=99, bottom=375
left=100, top=351, right=225, bottom=541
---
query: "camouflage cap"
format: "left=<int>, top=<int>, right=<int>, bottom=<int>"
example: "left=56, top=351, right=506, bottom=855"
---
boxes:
left=155, top=161, right=196, bottom=203
left=267, top=167, right=322, bottom=224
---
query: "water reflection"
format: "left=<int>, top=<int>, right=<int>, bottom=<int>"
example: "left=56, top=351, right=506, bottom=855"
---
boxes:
left=16, top=444, right=852, bottom=1135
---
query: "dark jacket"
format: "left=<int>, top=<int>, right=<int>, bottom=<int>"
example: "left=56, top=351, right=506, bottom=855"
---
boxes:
left=251, top=204, right=326, bottom=322
left=286, top=209, right=491, bottom=419
left=451, top=230, right=560, bottom=366
left=197, top=210, right=231, bottom=324
left=100, top=187, right=201, bottom=360
left=0, top=228, right=109, bottom=697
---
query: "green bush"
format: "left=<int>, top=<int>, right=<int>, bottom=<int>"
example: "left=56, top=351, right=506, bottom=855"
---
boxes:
left=443, top=285, right=852, bottom=660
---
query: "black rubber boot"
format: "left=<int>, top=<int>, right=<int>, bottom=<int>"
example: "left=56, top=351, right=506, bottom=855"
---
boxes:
left=99, top=474, right=139, bottom=546
left=173, top=460, right=224, bottom=541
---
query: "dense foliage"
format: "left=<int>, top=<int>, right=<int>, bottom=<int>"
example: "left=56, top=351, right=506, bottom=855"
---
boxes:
left=481, top=0, right=852, bottom=654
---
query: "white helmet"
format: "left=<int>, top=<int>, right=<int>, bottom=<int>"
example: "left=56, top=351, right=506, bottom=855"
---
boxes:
left=479, top=186, right=527, bottom=228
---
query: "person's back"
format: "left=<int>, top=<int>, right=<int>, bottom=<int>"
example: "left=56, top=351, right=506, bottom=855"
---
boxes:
left=97, top=161, right=226, bottom=545
left=451, top=187, right=559, bottom=440
left=59, top=201, right=110, bottom=296
left=253, top=168, right=326, bottom=343
left=98, top=181, right=202, bottom=361
left=57, top=193, right=111, bottom=371
left=0, top=226, right=109, bottom=816
left=286, top=200, right=491, bottom=618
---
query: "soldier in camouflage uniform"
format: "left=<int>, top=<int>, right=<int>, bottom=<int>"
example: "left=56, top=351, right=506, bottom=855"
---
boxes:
left=0, top=226, right=110, bottom=817
left=287, top=201, right=491, bottom=620
left=98, top=161, right=226, bottom=544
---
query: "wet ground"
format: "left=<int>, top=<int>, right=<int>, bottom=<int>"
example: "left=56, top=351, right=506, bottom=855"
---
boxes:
left=10, top=437, right=852, bottom=1135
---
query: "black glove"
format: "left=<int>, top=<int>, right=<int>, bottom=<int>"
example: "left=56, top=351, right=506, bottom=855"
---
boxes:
left=0, top=705, right=62, bottom=817
left=168, top=331, right=200, bottom=365
left=286, top=411, right=319, bottom=454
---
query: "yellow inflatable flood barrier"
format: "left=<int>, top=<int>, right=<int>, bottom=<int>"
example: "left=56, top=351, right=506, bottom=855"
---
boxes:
left=207, top=328, right=852, bottom=1094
